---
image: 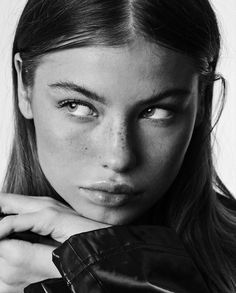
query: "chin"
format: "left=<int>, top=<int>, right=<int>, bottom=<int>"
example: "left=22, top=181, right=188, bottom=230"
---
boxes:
left=84, top=207, right=143, bottom=226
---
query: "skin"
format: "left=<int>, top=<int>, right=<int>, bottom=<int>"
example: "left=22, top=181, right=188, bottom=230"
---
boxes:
left=0, top=39, right=200, bottom=292
left=0, top=194, right=110, bottom=292
left=18, top=39, right=199, bottom=225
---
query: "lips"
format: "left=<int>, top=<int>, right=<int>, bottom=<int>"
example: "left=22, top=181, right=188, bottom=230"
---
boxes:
left=79, top=181, right=142, bottom=207
left=82, top=182, right=140, bottom=195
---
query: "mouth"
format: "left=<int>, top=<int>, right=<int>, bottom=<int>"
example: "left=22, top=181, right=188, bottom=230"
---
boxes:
left=79, top=182, right=142, bottom=207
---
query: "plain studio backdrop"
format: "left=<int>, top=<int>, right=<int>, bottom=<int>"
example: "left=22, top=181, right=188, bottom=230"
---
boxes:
left=0, top=1, right=235, bottom=197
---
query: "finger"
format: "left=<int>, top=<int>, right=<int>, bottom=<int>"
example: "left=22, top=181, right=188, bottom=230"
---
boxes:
left=0, top=193, right=65, bottom=215
left=0, top=240, right=60, bottom=281
left=0, top=213, right=47, bottom=240
left=0, top=239, right=33, bottom=261
left=0, top=193, right=45, bottom=214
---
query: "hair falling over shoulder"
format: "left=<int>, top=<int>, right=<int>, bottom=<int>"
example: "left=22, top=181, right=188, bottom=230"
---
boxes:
left=2, top=0, right=236, bottom=292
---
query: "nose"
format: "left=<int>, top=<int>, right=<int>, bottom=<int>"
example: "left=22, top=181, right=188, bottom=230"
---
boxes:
left=101, top=120, right=137, bottom=172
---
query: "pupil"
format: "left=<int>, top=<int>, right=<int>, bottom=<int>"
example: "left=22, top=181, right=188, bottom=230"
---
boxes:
left=69, top=103, right=77, bottom=109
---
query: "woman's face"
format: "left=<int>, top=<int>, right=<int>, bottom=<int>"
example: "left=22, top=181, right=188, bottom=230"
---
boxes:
left=19, top=40, right=199, bottom=225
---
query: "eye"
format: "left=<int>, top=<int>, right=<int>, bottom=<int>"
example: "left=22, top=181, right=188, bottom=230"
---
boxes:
left=141, top=107, right=173, bottom=120
left=57, top=99, right=98, bottom=118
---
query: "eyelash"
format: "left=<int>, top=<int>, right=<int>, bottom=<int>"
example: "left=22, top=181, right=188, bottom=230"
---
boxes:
left=57, top=99, right=98, bottom=117
left=57, top=98, right=176, bottom=122
left=140, top=107, right=174, bottom=119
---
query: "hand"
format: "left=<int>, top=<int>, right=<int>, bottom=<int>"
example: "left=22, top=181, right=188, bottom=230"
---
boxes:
left=0, top=239, right=60, bottom=293
left=0, top=193, right=110, bottom=243
left=0, top=193, right=110, bottom=292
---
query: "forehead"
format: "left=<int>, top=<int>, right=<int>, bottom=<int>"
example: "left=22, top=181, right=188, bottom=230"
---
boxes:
left=35, top=40, right=197, bottom=96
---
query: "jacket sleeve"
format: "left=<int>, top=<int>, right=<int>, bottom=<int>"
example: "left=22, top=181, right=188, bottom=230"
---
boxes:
left=24, top=278, right=70, bottom=293
left=50, top=225, right=210, bottom=293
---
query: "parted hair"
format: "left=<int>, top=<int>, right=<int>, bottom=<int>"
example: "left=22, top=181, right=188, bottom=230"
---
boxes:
left=2, top=0, right=236, bottom=292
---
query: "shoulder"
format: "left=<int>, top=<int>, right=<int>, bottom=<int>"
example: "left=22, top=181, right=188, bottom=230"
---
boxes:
left=217, top=192, right=236, bottom=212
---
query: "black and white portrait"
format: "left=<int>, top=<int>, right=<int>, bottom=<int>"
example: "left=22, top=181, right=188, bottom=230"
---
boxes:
left=0, top=1, right=235, bottom=292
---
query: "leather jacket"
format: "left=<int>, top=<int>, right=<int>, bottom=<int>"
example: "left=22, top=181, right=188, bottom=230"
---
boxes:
left=20, top=195, right=235, bottom=292
left=24, top=225, right=211, bottom=293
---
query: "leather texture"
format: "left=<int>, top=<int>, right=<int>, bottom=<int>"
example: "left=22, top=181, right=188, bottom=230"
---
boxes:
left=24, top=278, right=69, bottom=293
left=25, top=226, right=210, bottom=293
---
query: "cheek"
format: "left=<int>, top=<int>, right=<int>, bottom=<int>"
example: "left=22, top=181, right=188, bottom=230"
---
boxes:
left=39, top=130, right=91, bottom=165
left=33, top=107, right=96, bottom=185
left=144, top=134, right=188, bottom=181
left=142, top=113, right=196, bottom=184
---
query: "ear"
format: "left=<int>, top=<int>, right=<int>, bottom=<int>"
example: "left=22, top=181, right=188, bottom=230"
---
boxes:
left=14, top=53, right=33, bottom=119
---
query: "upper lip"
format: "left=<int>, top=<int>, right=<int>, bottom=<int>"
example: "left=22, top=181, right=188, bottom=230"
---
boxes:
left=81, top=182, right=140, bottom=195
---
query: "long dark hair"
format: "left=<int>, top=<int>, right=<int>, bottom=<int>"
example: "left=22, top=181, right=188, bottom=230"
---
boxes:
left=2, top=0, right=236, bottom=292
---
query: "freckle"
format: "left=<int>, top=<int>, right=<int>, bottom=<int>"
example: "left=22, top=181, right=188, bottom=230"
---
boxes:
left=118, top=129, right=126, bottom=143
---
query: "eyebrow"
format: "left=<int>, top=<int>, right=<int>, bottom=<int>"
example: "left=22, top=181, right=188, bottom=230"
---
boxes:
left=48, top=81, right=191, bottom=106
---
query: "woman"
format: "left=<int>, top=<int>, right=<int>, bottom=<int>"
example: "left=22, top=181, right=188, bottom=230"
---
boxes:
left=0, top=0, right=235, bottom=292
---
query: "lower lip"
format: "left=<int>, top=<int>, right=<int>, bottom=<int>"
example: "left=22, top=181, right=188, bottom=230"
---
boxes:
left=79, top=188, right=140, bottom=207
